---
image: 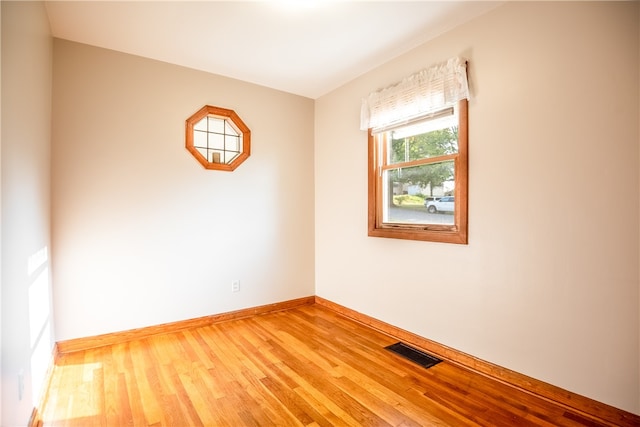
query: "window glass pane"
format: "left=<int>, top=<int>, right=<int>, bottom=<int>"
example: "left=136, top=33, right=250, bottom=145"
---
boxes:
left=225, top=121, right=239, bottom=137
left=388, top=121, right=459, bottom=164
left=194, top=117, right=207, bottom=132
left=194, top=130, right=207, bottom=148
left=209, top=133, right=224, bottom=150
left=225, top=151, right=240, bottom=164
left=382, top=161, right=455, bottom=225
left=225, top=135, right=240, bottom=152
left=208, top=116, right=225, bottom=134
left=196, top=147, right=207, bottom=159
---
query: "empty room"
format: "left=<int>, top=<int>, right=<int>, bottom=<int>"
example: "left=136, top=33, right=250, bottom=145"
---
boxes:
left=2, top=1, right=639, bottom=426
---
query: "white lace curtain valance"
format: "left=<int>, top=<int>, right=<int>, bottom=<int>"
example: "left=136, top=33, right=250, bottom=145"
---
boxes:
left=360, top=56, right=469, bottom=132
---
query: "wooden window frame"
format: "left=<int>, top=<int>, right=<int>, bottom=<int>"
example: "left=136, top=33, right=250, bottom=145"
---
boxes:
left=368, top=99, right=468, bottom=244
left=185, top=105, right=251, bottom=171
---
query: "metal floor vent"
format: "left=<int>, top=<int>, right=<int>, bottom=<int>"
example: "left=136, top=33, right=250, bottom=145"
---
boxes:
left=385, top=342, right=442, bottom=369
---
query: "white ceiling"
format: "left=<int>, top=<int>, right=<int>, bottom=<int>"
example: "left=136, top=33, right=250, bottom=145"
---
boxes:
left=45, top=1, right=502, bottom=99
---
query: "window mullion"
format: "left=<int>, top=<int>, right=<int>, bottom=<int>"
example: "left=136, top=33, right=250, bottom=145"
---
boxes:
left=381, top=153, right=457, bottom=172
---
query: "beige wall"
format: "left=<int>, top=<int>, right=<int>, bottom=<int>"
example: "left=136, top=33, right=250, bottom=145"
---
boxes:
left=1, top=2, right=54, bottom=425
left=51, top=40, right=315, bottom=340
left=3, top=1, right=639, bottom=422
left=315, top=1, right=639, bottom=414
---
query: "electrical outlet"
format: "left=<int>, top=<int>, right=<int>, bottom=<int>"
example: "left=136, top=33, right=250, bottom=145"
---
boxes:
left=232, top=280, right=240, bottom=293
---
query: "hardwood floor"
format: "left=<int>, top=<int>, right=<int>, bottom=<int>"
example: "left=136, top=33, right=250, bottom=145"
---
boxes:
left=35, top=305, right=630, bottom=426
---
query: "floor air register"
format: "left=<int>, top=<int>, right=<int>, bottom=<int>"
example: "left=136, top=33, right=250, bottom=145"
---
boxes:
left=385, top=342, right=442, bottom=369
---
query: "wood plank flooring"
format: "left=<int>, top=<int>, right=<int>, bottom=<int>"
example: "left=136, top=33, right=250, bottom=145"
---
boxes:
left=35, top=305, right=624, bottom=426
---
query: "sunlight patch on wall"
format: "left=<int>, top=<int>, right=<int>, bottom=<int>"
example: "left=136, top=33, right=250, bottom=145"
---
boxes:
left=27, top=246, right=48, bottom=277
left=28, top=246, right=53, bottom=406
left=28, top=267, right=50, bottom=348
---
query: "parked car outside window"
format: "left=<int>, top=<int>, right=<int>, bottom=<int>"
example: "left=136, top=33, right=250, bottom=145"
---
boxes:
left=425, top=196, right=455, bottom=213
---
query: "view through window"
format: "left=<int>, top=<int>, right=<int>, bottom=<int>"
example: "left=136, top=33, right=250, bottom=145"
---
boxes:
left=382, top=107, right=459, bottom=226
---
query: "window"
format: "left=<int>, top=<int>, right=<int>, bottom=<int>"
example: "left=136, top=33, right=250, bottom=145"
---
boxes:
left=362, top=57, right=469, bottom=244
left=186, top=105, right=251, bottom=171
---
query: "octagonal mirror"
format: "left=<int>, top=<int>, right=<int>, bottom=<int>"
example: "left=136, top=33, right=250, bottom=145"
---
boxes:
left=186, top=105, right=251, bottom=171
